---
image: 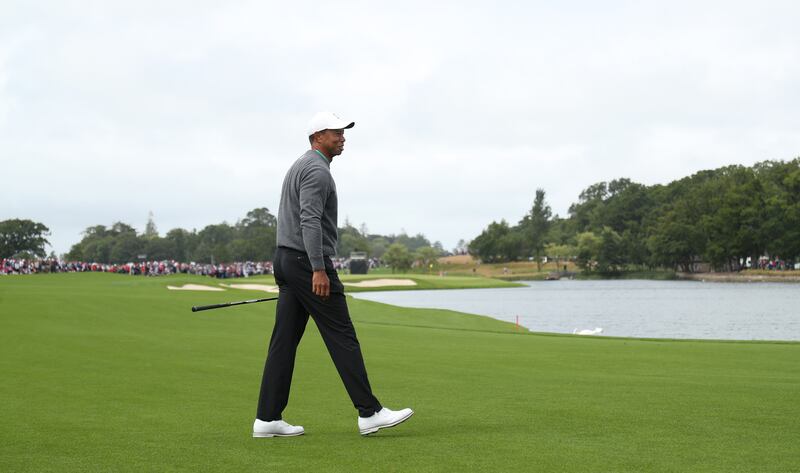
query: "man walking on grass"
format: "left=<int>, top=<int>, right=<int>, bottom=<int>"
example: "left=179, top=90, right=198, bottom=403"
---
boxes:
left=253, top=112, right=414, bottom=437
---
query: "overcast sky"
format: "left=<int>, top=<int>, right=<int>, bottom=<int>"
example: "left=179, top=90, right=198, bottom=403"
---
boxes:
left=2, top=1, right=799, bottom=256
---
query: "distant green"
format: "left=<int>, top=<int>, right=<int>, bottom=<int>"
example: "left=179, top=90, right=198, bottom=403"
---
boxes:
left=337, top=273, right=524, bottom=292
left=1, top=273, right=798, bottom=472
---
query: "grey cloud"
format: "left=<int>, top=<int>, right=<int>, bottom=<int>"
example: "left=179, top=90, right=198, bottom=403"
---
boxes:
left=2, top=1, right=800, bottom=255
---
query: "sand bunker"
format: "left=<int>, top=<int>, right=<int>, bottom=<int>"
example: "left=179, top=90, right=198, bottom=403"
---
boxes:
left=167, top=284, right=225, bottom=292
left=343, top=278, right=417, bottom=288
left=220, top=283, right=279, bottom=293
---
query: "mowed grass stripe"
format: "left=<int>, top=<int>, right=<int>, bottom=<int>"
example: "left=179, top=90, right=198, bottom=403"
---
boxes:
left=1, top=273, right=798, bottom=472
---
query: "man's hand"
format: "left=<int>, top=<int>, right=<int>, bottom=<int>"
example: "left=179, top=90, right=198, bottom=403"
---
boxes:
left=312, top=270, right=330, bottom=299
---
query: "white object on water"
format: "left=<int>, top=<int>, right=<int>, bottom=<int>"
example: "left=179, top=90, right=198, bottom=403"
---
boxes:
left=573, top=327, right=603, bottom=335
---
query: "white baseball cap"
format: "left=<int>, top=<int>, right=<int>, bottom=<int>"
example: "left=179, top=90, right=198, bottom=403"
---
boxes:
left=306, top=111, right=355, bottom=137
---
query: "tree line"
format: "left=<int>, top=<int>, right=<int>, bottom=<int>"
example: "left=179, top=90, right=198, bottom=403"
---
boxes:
left=9, top=158, right=796, bottom=273
left=60, top=208, right=442, bottom=267
left=62, top=208, right=277, bottom=264
left=2, top=208, right=444, bottom=271
left=469, top=159, right=800, bottom=273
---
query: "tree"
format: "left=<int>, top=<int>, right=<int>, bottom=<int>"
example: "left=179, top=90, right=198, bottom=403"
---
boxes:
left=498, top=231, right=527, bottom=262
left=145, top=237, right=175, bottom=261
left=596, top=227, right=624, bottom=274
left=545, top=243, right=576, bottom=271
left=383, top=243, right=413, bottom=273
left=68, top=222, right=143, bottom=262
left=0, top=219, right=51, bottom=258
left=81, top=237, right=114, bottom=263
left=602, top=179, right=650, bottom=233
left=647, top=203, right=706, bottom=272
left=229, top=238, right=253, bottom=262
left=694, top=166, right=765, bottom=271
left=165, top=228, right=193, bottom=262
left=759, top=160, right=800, bottom=260
left=82, top=225, right=109, bottom=239
left=369, top=237, right=389, bottom=259
left=241, top=207, right=277, bottom=228
left=569, top=182, right=608, bottom=231
left=144, top=211, right=158, bottom=239
left=575, top=231, right=601, bottom=271
left=546, top=216, right=576, bottom=245
left=193, top=223, right=234, bottom=263
left=236, top=208, right=278, bottom=261
left=338, top=224, right=370, bottom=257
left=393, top=232, right=431, bottom=252
left=415, top=246, right=441, bottom=271
left=620, top=228, right=648, bottom=270
left=111, top=222, right=138, bottom=236
left=110, top=233, right=144, bottom=263
left=521, top=189, right=552, bottom=270
left=469, top=220, right=512, bottom=263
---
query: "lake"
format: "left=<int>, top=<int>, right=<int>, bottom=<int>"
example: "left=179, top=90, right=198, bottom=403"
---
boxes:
left=351, top=280, right=800, bottom=341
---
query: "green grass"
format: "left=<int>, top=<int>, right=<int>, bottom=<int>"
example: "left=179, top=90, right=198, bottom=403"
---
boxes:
left=437, top=258, right=578, bottom=280
left=1, top=273, right=799, bottom=472
left=213, top=272, right=523, bottom=292
left=337, top=273, right=524, bottom=292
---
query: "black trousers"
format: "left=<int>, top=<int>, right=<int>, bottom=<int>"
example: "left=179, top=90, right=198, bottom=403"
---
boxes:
left=256, top=247, right=382, bottom=420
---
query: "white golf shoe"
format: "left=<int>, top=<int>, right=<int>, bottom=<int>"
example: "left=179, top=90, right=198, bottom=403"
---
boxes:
left=252, top=419, right=305, bottom=438
left=358, top=407, right=414, bottom=435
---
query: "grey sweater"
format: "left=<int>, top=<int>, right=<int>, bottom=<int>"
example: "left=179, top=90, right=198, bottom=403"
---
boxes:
left=276, top=149, right=338, bottom=270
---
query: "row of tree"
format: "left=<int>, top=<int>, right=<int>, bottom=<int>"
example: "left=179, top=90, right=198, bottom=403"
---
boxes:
left=469, top=159, right=800, bottom=273
left=62, top=208, right=445, bottom=267
left=65, top=208, right=278, bottom=264
left=11, top=159, right=796, bottom=273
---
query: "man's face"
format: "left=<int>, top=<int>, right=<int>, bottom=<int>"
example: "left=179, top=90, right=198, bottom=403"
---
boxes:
left=316, top=129, right=346, bottom=158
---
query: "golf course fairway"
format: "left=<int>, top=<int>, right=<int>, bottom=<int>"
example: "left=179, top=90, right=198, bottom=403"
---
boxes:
left=1, top=273, right=798, bottom=472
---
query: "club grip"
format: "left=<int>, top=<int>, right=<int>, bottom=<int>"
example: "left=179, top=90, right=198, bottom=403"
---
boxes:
left=191, top=302, right=229, bottom=312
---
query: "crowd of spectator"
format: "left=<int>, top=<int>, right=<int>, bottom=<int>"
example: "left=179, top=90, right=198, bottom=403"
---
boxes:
left=1, top=256, right=384, bottom=277
left=329, top=256, right=381, bottom=271
left=1, top=258, right=274, bottom=278
left=753, top=257, right=798, bottom=271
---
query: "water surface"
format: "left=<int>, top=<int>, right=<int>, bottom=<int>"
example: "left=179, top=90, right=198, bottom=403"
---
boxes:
left=351, top=280, right=800, bottom=341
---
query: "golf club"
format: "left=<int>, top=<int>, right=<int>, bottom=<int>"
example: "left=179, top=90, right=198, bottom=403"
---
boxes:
left=191, top=297, right=278, bottom=312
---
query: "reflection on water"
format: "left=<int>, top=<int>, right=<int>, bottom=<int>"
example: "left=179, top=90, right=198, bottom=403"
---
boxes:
left=351, top=280, right=800, bottom=341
